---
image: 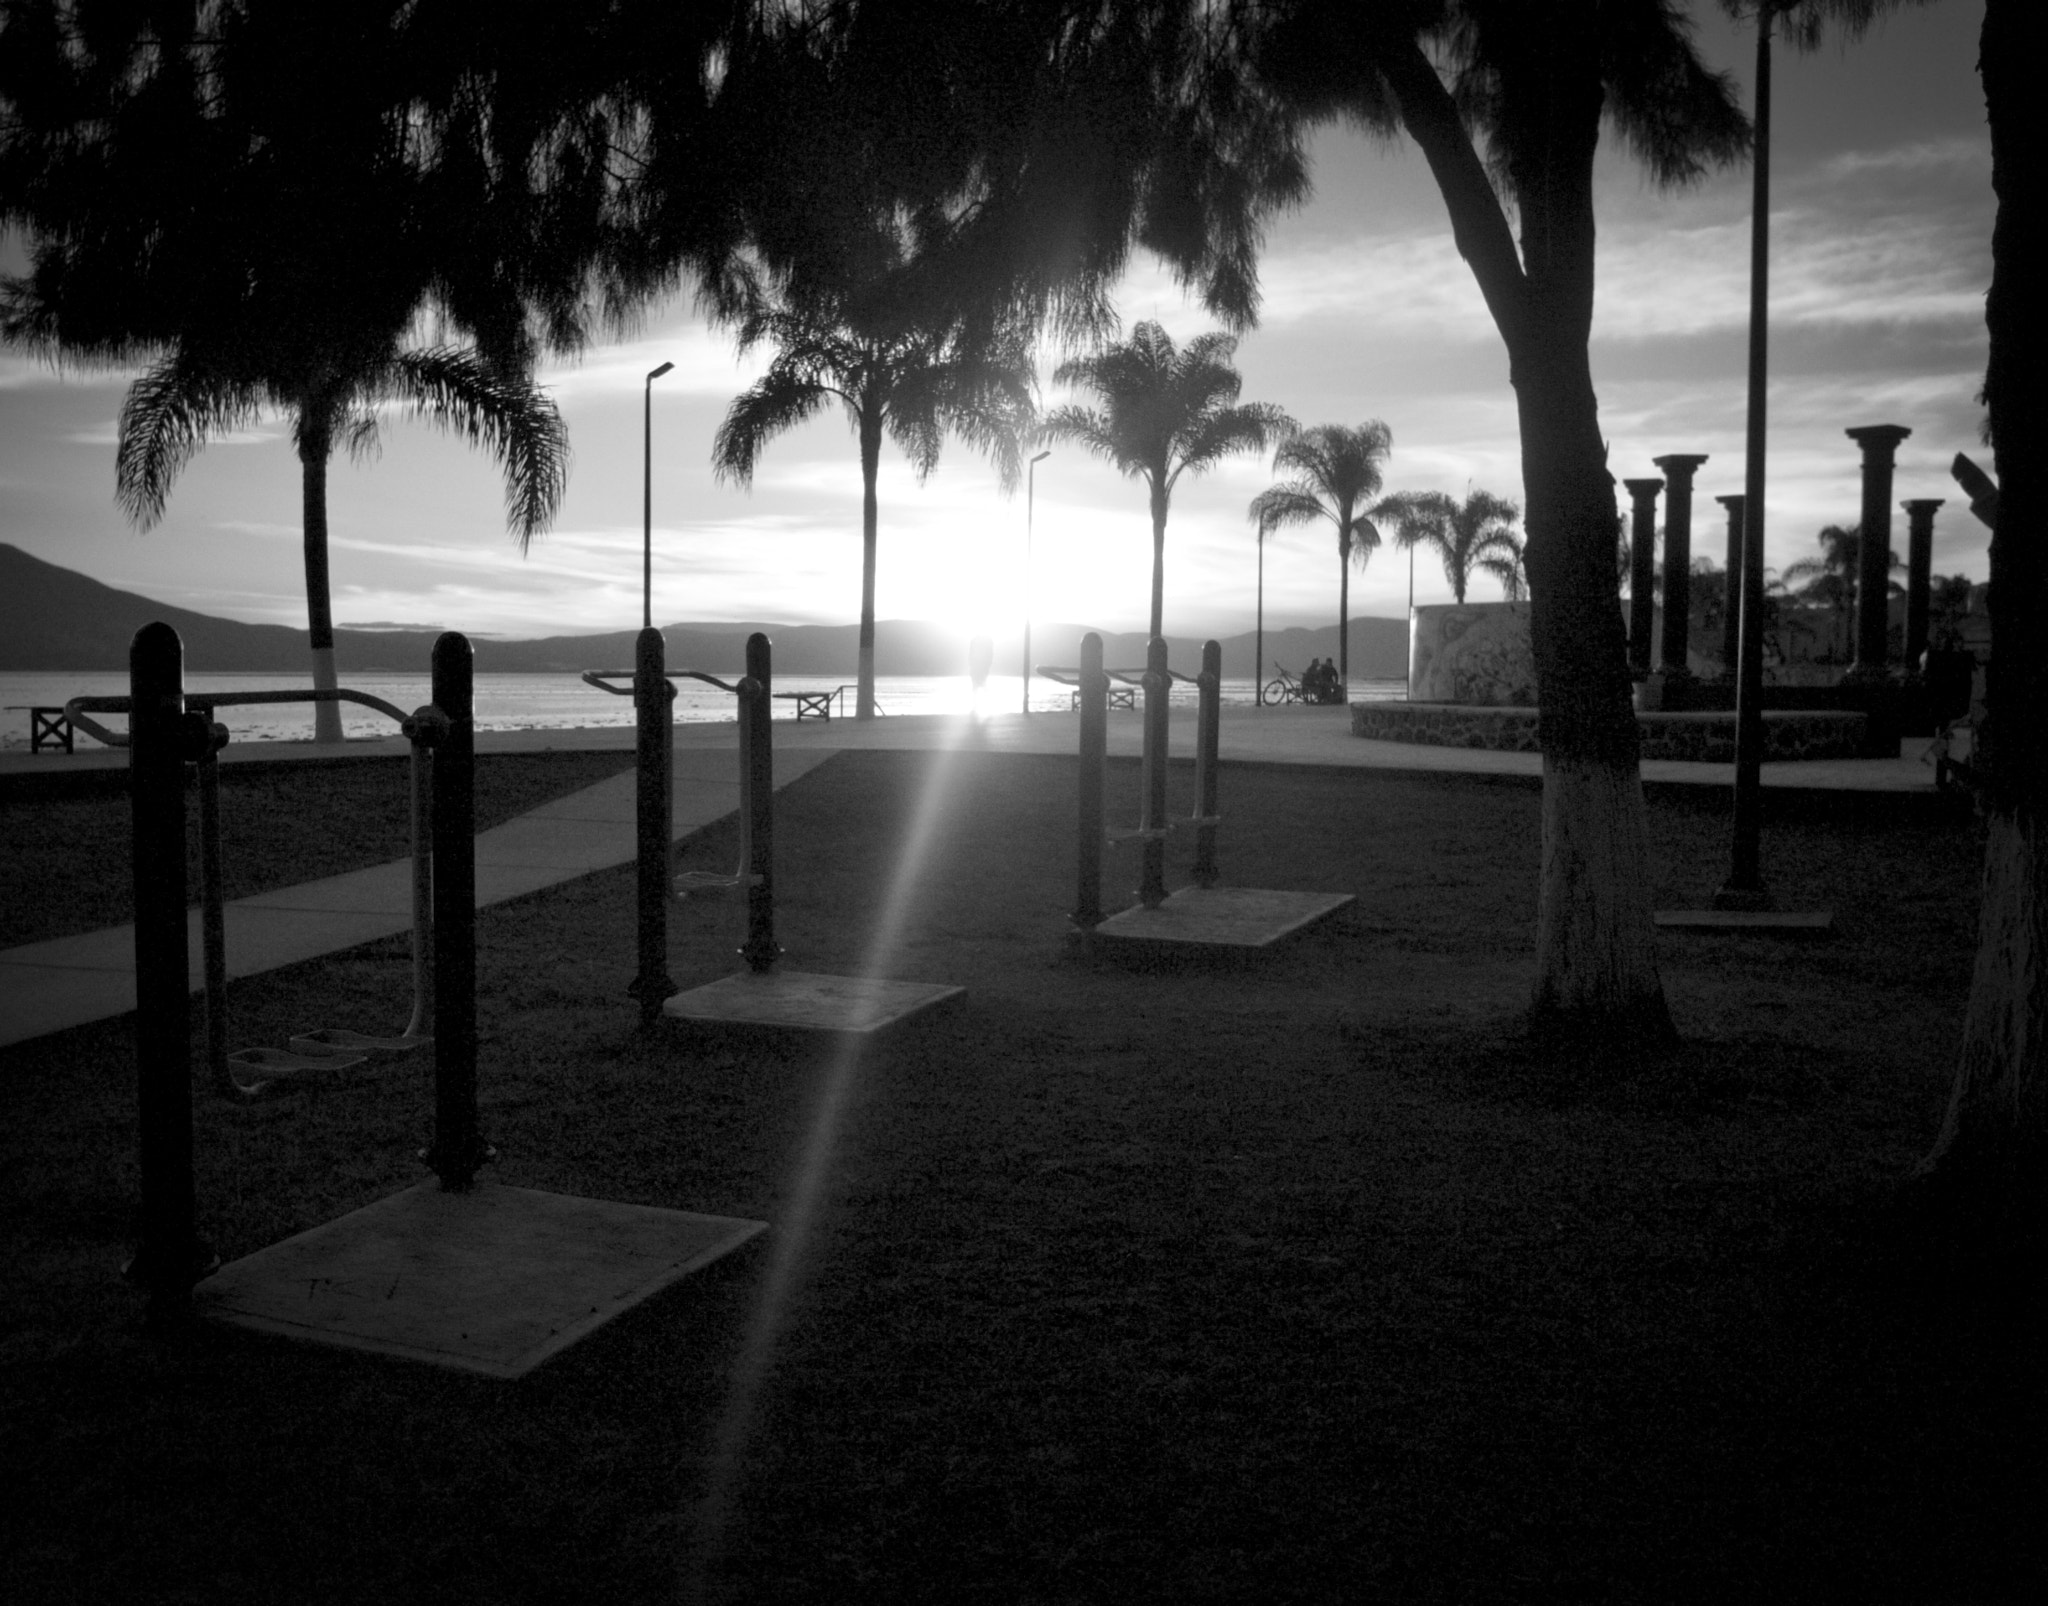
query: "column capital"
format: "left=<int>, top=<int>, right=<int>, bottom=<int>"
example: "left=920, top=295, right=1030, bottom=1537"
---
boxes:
left=1715, top=492, right=1746, bottom=510
left=1623, top=478, right=1664, bottom=499
left=1902, top=498, right=1946, bottom=515
left=1652, top=453, right=1710, bottom=478
left=1845, top=423, right=1912, bottom=457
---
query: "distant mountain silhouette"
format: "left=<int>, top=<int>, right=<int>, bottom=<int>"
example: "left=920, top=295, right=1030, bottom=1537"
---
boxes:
left=0, top=542, right=1409, bottom=681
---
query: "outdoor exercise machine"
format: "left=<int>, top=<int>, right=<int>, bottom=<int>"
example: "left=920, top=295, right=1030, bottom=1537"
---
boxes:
left=582, top=627, right=776, bottom=1026
left=587, top=627, right=960, bottom=1034
left=65, top=681, right=435, bottom=1097
left=121, top=623, right=765, bottom=1370
left=1063, top=632, right=1353, bottom=948
left=123, top=624, right=486, bottom=1323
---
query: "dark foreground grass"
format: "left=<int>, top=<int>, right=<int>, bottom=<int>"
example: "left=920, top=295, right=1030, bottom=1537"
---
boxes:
left=0, top=750, right=635, bottom=947
left=3, top=748, right=2040, bottom=1604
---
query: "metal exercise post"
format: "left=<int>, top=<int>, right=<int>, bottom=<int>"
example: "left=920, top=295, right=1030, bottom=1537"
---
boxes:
left=740, top=631, right=781, bottom=971
left=196, top=727, right=229, bottom=1096
left=1073, top=633, right=1107, bottom=931
left=1138, top=636, right=1171, bottom=910
left=630, top=626, right=678, bottom=1023
left=424, top=632, right=487, bottom=1189
left=1193, top=639, right=1222, bottom=888
left=126, top=623, right=216, bottom=1324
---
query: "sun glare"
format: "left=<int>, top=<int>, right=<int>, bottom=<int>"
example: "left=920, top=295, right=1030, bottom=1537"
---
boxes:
left=685, top=727, right=979, bottom=1594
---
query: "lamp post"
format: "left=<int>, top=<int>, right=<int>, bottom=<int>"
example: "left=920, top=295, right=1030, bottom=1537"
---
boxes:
left=1719, top=5, right=1775, bottom=910
left=1255, top=511, right=1271, bottom=707
left=1023, top=449, right=1051, bottom=714
left=643, top=361, right=674, bottom=630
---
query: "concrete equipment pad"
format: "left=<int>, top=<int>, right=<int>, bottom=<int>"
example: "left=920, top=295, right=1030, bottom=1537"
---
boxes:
left=664, top=969, right=964, bottom=1033
left=1655, top=909, right=1835, bottom=932
left=1094, top=886, right=1355, bottom=948
left=194, top=1180, right=766, bottom=1379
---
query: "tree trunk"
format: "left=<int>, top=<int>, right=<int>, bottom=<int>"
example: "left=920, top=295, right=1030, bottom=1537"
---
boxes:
left=1148, top=477, right=1169, bottom=640
left=1517, top=334, right=1671, bottom=1044
left=1336, top=532, right=1350, bottom=689
left=1919, top=0, right=2046, bottom=1211
left=1384, top=28, right=1670, bottom=1044
left=857, top=406, right=882, bottom=719
left=298, top=408, right=344, bottom=745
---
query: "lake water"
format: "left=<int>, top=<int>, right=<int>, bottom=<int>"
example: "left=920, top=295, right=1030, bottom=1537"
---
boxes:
left=2, top=671, right=1407, bottom=749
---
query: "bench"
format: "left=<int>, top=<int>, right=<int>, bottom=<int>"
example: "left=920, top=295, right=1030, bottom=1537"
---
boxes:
left=775, top=690, right=836, bottom=720
left=1036, top=666, right=1150, bottom=712
left=8, top=706, right=74, bottom=754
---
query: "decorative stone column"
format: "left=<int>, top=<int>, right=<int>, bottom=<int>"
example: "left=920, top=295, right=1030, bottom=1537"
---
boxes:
left=1902, top=498, right=1943, bottom=671
left=1845, top=424, right=1911, bottom=677
left=1654, top=454, right=1708, bottom=678
left=1624, top=477, right=1663, bottom=678
left=1716, top=493, right=1746, bottom=675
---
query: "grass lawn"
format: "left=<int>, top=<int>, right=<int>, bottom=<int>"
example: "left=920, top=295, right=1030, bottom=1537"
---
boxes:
left=0, top=750, right=636, bottom=948
left=3, top=746, right=2039, bottom=1603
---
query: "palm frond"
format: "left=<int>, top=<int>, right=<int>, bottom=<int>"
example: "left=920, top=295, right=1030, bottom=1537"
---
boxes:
left=713, top=364, right=838, bottom=486
left=1345, top=515, right=1384, bottom=568
left=386, top=347, right=570, bottom=547
left=1247, top=486, right=1333, bottom=533
left=1172, top=401, right=1293, bottom=484
left=1474, top=551, right=1526, bottom=601
left=1037, top=403, right=1142, bottom=480
left=1369, top=489, right=1456, bottom=550
left=339, top=408, right=383, bottom=465
left=114, top=359, right=263, bottom=529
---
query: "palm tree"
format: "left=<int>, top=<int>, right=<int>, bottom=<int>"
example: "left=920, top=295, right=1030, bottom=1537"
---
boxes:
left=1039, top=321, right=1291, bottom=640
left=1371, top=488, right=1525, bottom=606
left=1248, top=422, right=1392, bottom=691
left=714, top=295, right=1035, bottom=719
left=1780, top=522, right=1901, bottom=660
left=113, top=347, right=568, bottom=741
left=0, top=4, right=644, bottom=744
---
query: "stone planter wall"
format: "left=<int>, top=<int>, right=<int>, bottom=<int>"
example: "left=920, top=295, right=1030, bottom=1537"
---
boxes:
left=1351, top=701, right=1868, bottom=763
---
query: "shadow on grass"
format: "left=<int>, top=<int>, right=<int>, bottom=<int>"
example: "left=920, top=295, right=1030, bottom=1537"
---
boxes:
left=2, top=748, right=2037, bottom=1603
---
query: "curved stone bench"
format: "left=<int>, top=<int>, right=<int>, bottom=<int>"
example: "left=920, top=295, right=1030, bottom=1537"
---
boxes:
left=1349, top=702, right=1868, bottom=763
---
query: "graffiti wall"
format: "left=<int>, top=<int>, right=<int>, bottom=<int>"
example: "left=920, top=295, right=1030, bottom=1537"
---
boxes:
left=1407, top=603, right=1538, bottom=706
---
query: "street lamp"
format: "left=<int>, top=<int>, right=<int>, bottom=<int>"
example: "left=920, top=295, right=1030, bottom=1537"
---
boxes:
left=1255, top=510, right=1271, bottom=707
left=1022, top=448, right=1051, bottom=714
left=1721, top=4, right=1778, bottom=910
left=642, top=361, right=674, bottom=629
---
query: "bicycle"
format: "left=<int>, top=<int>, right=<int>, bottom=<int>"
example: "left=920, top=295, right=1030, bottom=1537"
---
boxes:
left=1262, top=665, right=1305, bottom=705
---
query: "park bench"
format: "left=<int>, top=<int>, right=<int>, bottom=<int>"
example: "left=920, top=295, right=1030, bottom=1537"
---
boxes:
left=1034, top=666, right=1142, bottom=711
left=773, top=684, right=865, bottom=719
left=8, top=705, right=75, bottom=754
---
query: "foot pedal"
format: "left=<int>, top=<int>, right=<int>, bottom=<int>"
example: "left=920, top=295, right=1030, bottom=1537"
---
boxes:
left=227, top=1046, right=372, bottom=1079
left=289, top=1028, right=428, bottom=1056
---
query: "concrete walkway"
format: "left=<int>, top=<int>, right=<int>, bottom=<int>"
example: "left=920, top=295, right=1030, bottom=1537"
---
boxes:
left=0, top=704, right=1940, bottom=1050
left=0, top=745, right=834, bottom=1049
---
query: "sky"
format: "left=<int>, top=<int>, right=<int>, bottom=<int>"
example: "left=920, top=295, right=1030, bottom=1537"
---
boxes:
left=0, top=3, right=1995, bottom=648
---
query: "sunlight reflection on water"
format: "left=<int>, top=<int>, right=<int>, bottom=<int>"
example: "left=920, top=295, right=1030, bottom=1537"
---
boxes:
left=2, top=671, right=1405, bottom=748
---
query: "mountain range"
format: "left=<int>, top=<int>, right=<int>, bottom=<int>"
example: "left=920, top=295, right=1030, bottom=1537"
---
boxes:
left=0, top=542, right=1410, bottom=681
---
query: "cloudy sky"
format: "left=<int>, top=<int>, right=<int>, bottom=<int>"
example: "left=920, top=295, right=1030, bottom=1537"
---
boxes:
left=0, top=3, right=1994, bottom=648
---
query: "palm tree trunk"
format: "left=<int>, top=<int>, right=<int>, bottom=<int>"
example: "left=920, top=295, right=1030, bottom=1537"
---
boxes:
left=1337, top=532, right=1350, bottom=691
left=1919, top=0, right=2047, bottom=1212
left=298, top=408, right=344, bottom=745
left=857, top=408, right=883, bottom=719
left=1147, top=477, right=1169, bottom=640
